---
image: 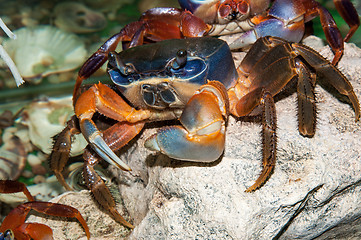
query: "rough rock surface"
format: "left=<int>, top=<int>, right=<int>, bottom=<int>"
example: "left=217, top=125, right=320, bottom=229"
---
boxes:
left=29, top=37, right=361, bottom=239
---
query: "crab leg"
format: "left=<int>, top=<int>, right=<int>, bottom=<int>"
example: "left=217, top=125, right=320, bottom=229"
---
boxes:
left=314, top=4, right=344, bottom=65
left=50, top=116, right=80, bottom=190
left=245, top=92, right=277, bottom=192
left=73, top=28, right=134, bottom=101
left=83, top=148, right=134, bottom=228
left=292, top=42, right=360, bottom=121
left=145, top=81, right=229, bottom=162
left=296, top=59, right=317, bottom=137
left=0, top=201, right=90, bottom=240
left=231, top=36, right=360, bottom=190
left=0, top=180, right=34, bottom=201
left=15, top=223, right=53, bottom=240
left=51, top=118, right=143, bottom=227
left=333, top=0, right=360, bottom=42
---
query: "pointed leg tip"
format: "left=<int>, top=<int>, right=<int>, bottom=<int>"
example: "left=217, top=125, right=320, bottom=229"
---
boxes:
left=244, top=185, right=258, bottom=193
left=125, top=222, right=135, bottom=229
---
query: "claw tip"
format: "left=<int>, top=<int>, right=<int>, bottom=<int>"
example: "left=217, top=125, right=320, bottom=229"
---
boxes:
left=144, top=135, right=160, bottom=152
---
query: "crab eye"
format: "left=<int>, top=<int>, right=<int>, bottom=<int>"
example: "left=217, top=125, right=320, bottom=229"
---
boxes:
left=108, top=52, right=139, bottom=88
left=171, top=49, right=187, bottom=69
left=108, top=51, right=135, bottom=75
left=2, top=229, right=14, bottom=240
left=171, top=58, right=207, bottom=82
left=108, top=68, right=139, bottom=88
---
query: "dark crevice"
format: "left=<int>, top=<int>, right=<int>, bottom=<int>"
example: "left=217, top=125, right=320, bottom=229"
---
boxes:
left=272, top=184, right=324, bottom=240
left=273, top=178, right=361, bottom=239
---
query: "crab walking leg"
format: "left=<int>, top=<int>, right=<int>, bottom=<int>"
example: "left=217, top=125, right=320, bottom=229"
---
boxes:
left=296, top=59, right=317, bottom=137
left=292, top=42, right=360, bottom=120
left=49, top=116, right=80, bottom=190
left=73, top=25, right=142, bottom=100
left=83, top=147, right=135, bottom=228
left=315, top=4, right=344, bottom=65
left=232, top=36, right=360, bottom=190
left=333, top=0, right=360, bottom=42
left=245, top=92, right=277, bottom=192
left=16, top=223, right=54, bottom=240
left=0, top=201, right=90, bottom=240
left=0, top=180, right=34, bottom=201
left=145, top=81, right=229, bottom=161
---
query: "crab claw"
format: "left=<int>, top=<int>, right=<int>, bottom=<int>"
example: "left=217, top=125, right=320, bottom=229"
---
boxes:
left=145, top=125, right=225, bottom=161
left=80, top=119, right=132, bottom=171
left=145, top=81, right=229, bottom=162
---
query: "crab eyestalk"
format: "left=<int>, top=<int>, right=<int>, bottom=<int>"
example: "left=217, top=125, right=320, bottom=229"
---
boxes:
left=0, top=229, right=14, bottom=240
left=108, top=51, right=135, bottom=75
left=172, top=49, right=187, bottom=69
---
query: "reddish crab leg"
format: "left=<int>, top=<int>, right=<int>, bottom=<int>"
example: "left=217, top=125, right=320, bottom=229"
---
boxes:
left=15, top=223, right=53, bottom=240
left=333, top=0, right=360, bottom=42
left=0, top=180, right=90, bottom=240
left=145, top=81, right=229, bottom=162
left=50, top=111, right=144, bottom=228
left=74, top=30, right=128, bottom=102
left=83, top=149, right=136, bottom=228
left=50, top=109, right=144, bottom=188
left=1, top=201, right=90, bottom=240
left=0, top=180, right=34, bottom=201
left=314, top=4, right=344, bottom=65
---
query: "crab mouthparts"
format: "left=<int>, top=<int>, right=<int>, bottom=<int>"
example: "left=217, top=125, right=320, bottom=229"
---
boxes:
left=141, top=82, right=177, bottom=109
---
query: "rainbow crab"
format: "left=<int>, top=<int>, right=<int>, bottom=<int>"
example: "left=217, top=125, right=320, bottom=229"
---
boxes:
left=0, top=180, right=90, bottom=240
left=50, top=36, right=360, bottom=228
